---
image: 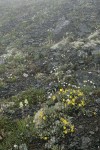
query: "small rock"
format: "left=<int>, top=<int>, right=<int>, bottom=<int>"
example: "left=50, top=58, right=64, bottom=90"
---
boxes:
left=95, top=98, right=100, bottom=104
left=89, top=131, right=95, bottom=135
left=69, top=142, right=78, bottom=148
left=19, top=143, right=28, bottom=150
left=78, top=60, right=84, bottom=64
left=95, top=127, right=99, bottom=132
left=95, top=108, right=98, bottom=112
left=81, top=136, right=91, bottom=148
left=23, top=73, right=28, bottom=78
left=0, top=135, right=3, bottom=141
left=78, top=125, right=83, bottom=129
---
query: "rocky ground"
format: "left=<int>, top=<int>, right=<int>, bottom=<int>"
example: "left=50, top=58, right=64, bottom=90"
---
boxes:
left=0, top=0, right=100, bottom=150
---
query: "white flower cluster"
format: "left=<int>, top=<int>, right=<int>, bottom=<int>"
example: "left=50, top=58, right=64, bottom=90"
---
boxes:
left=19, top=99, right=29, bottom=108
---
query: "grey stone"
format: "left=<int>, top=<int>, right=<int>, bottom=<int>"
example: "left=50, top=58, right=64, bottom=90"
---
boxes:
left=96, top=98, right=100, bottom=104
left=69, top=142, right=78, bottom=148
left=19, top=144, right=28, bottom=150
left=54, top=17, right=70, bottom=34
left=89, top=131, right=95, bottom=135
left=78, top=125, right=83, bottom=129
left=81, top=136, right=91, bottom=148
left=95, top=127, right=99, bottom=132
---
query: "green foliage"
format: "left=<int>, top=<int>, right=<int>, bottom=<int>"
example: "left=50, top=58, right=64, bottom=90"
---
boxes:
left=11, top=87, right=46, bottom=108
left=0, top=79, right=6, bottom=88
left=0, top=64, right=5, bottom=74
left=0, top=117, right=18, bottom=149
left=6, top=75, right=17, bottom=83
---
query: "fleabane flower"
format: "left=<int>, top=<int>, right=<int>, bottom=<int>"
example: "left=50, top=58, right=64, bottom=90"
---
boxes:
left=24, top=99, right=28, bottom=106
left=19, top=102, right=23, bottom=108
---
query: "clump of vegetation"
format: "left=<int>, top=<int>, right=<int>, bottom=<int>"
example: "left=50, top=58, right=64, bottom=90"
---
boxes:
left=0, top=116, right=35, bottom=150
left=12, top=87, right=46, bottom=107
left=33, top=87, right=86, bottom=149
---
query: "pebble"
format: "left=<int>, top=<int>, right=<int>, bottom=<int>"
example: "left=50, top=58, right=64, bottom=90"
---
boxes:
left=96, top=98, right=100, bottom=104
left=19, top=143, right=28, bottom=150
left=81, top=136, right=91, bottom=148
left=89, top=131, right=95, bottom=135
left=23, top=73, right=28, bottom=78
left=78, top=125, right=83, bottom=129
left=95, top=127, right=99, bottom=132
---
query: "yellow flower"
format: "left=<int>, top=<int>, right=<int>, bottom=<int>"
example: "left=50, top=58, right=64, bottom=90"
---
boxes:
left=81, top=100, right=85, bottom=106
left=67, top=101, right=71, bottom=105
left=70, top=125, right=75, bottom=132
left=39, top=110, right=44, bottom=118
left=78, top=91, right=84, bottom=96
left=78, top=103, right=82, bottom=107
left=93, top=112, right=96, bottom=115
left=70, top=92, right=73, bottom=95
left=60, top=88, right=63, bottom=92
left=71, top=99, right=75, bottom=105
left=74, top=96, right=78, bottom=99
left=44, top=137, right=48, bottom=140
left=63, top=99, right=65, bottom=102
left=43, top=116, right=46, bottom=120
left=52, top=95, right=56, bottom=101
left=72, top=99, right=75, bottom=103
left=64, top=103, right=67, bottom=107
left=63, top=130, right=68, bottom=134
left=69, top=96, right=72, bottom=99
left=71, top=102, right=75, bottom=106
left=73, top=90, right=76, bottom=93
left=63, top=126, right=66, bottom=130
left=60, top=118, right=69, bottom=125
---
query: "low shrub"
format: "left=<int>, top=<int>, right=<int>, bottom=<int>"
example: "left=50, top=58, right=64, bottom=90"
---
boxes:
left=33, top=87, right=86, bottom=149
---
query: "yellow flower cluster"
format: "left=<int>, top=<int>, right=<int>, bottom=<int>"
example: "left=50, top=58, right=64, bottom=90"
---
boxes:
left=57, top=88, right=84, bottom=96
left=52, top=95, right=56, bottom=101
left=43, top=136, right=48, bottom=140
left=60, top=117, right=69, bottom=125
left=40, top=136, right=48, bottom=140
left=39, top=110, right=44, bottom=118
left=51, top=88, right=86, bottom=108
left=60, top=117, right=75, bottom=134
left=38, top=110, right=46, bottom=120
left=78, top=100, right=85, bottom=107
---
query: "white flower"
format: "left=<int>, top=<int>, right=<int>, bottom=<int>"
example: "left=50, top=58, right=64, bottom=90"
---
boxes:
left=24, top=99, right=28, bottom=106
left=19, top=102, right=23, bottom=108
left=83, top=80, right=87, bottom=83
left=78, top=87, right=80, bottom=89
left=14, top=144, right=18, bottom=148
left=88, top=72, right=92, bottom=74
